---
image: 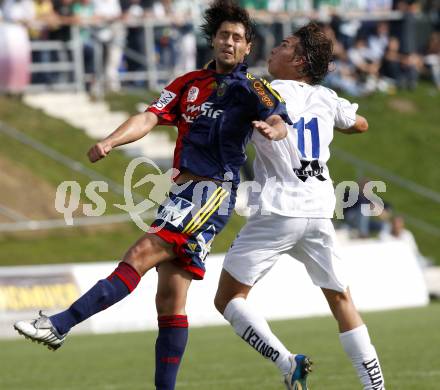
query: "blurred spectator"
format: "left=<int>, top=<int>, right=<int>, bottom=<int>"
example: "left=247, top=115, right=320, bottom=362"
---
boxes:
left=368, top=21, right=390, bottom=62
left=50, top=0, right=75, bottom=83
left=51, top=0, right=75, bottom=42
left=238, top=0, right=276, bottom=66
left=72, top=0, right=95, bottom=82
left=342, top=178, right=392, bottom=238
left=324, top=23, right=368, bottom=96
left=2, top=0, right=36, bottom=26
left=337, top=19, right=362, bottom=49
left=31, top=0, right=57, bottom=39
left=381, top=36, right=402, bottom=84
left=152, top=0, right=179, bottom=73
left=0, top=6, right=32, bottom=93
left=29, top=0, right=58, bottom=84
left=395, top=0, right=423, bottom=89
left=121, top=0, right=153, bottom=76
left=152, top=0, right=200, bottom=77
left=93, top=0, right=125, bottom=91
left=379, top=215, right=432, bottom=267
left=424, top=30, right=440, bottom=89
left=348, top=35, right=381, bottom=92
left=170, top=0, right=201, bottom=75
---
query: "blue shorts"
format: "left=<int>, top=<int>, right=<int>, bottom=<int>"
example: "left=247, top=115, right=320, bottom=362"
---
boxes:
left=150, top=181, right=236, bottom=279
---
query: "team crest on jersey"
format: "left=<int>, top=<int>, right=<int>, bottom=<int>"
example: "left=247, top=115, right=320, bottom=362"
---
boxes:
left=151, top=89, right=177, bottom=110
left=294, top=160, right=326, bottom=182
left=187, top=86, right=199, bottom=103
left=250, top=79, right=274, bottom=108
left=157, top=197, right=195, bottom=227
left=217, top=81, right=228, bottom=97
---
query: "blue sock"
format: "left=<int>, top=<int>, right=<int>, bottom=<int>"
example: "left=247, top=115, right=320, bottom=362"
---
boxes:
left=50, top=262, right=140, bottom=335
left=155, top=315, right=189, bottom=390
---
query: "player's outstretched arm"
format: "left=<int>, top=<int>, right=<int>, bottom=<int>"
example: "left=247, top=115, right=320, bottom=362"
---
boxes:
left=253, top=114, right=287, bottom=141
left=87, top=111, right=159, bottom=162
left=336, top=114, right=368, bottom=135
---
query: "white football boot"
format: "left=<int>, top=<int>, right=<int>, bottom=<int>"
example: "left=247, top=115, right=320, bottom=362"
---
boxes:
left=14, top=311, right=67, bottom=351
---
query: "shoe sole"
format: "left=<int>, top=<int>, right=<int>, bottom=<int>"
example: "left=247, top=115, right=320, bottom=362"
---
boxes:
left=302, top=357, right=313, bottom=375
left=13, top=324, right=61, bottom=351
left=292, top=357, right=314, bottom=390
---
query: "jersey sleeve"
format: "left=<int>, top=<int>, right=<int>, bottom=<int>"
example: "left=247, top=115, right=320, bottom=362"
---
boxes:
left=146, top=75, right=187, bottom=125
left=247, top=77, right=292, bottom=125
left=334, top=95, right=358, bottom=129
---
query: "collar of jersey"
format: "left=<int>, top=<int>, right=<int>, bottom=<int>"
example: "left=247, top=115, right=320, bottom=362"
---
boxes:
left=205, top=60, right=248, bottom=78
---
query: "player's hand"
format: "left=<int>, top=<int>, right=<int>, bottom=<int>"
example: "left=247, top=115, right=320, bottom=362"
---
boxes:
left=253, top=120, right=278, bottom=140
left=87, top=141, right=112, bottom=163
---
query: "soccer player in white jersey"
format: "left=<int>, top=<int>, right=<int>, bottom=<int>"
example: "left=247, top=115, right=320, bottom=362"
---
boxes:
left=214, top=23, right=386, bottom=390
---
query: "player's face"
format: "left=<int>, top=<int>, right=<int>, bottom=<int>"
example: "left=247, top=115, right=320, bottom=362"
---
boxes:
left=268, top=36, right=301, bottom=79
left=212, top=22, right=251, bottom=74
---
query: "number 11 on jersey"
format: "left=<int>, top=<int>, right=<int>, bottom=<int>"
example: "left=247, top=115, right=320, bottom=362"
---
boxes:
left=293, top=117, right=320, bottom=159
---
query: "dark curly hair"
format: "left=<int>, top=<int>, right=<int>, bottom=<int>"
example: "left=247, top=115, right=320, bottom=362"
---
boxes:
left=200, top=0, right=256, bottom=45
left=293, top=23, right=333, bottom=84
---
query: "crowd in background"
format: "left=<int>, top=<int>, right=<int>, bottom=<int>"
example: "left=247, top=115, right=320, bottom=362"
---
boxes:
left=0, top=0, right=439, bottom=92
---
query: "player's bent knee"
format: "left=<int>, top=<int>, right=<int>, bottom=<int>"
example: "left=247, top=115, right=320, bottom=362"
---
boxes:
left=213, top=292, right=229, bottom=315
left=214, top=289, right=248, bottom=315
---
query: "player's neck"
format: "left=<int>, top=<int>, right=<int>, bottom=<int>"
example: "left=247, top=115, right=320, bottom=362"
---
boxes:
left=293, top=76, right=311, bottom=84
left=215, top=63, right=236, bottom=74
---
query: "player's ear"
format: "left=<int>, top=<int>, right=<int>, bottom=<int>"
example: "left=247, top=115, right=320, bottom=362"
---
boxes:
left=245, top=42, right=252, bottom=56
left=292, top=55, right=306, bottom=66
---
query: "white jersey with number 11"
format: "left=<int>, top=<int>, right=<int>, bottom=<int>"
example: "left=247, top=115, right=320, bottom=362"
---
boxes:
left=250, top=79, right=358, bottom=218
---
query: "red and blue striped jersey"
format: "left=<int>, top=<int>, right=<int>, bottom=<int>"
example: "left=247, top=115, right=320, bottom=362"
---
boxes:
left=147, top=61, right=291, bottom=185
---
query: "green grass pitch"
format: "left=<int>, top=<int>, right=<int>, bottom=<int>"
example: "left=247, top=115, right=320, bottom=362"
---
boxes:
left=1, top=302, right=439, bottom=389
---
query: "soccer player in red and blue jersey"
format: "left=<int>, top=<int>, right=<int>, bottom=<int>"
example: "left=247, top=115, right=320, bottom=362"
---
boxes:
left=14, top=1, right=291, bottom=389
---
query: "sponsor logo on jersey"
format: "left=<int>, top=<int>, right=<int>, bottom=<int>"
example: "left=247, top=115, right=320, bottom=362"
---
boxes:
left=151, top=89, right=177, bottom=110
left=187, top=86, right=199, bottom=102
left=182, top=102, right=224, bottom=123
left=362, top=358, right=384, bottom=390
left=260, top=78, right=285, bottom=103
left=242, top=326, right=280, bottom=362
left=294, top=160, right=327, bottom=182
left=157, top=197, right=194, bottom=227
left=251, top=80, right=274, bottom=108
left=248, top=73, right=284, bottom=104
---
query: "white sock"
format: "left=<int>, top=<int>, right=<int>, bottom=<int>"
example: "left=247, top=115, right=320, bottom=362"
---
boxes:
left=339, top=324, right=385, bottom=390
left=224, top=297, right=292, bottom=375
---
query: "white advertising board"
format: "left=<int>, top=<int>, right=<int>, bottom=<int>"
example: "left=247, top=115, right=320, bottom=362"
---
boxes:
left=0, top=240, right=429, bottom=338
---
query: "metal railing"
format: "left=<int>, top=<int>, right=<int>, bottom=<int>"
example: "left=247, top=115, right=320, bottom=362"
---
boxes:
left=2, top=10, right=406, bottom=95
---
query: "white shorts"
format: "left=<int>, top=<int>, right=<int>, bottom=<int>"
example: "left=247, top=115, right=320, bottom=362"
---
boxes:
left=223, top=214, right=348, bottom=292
